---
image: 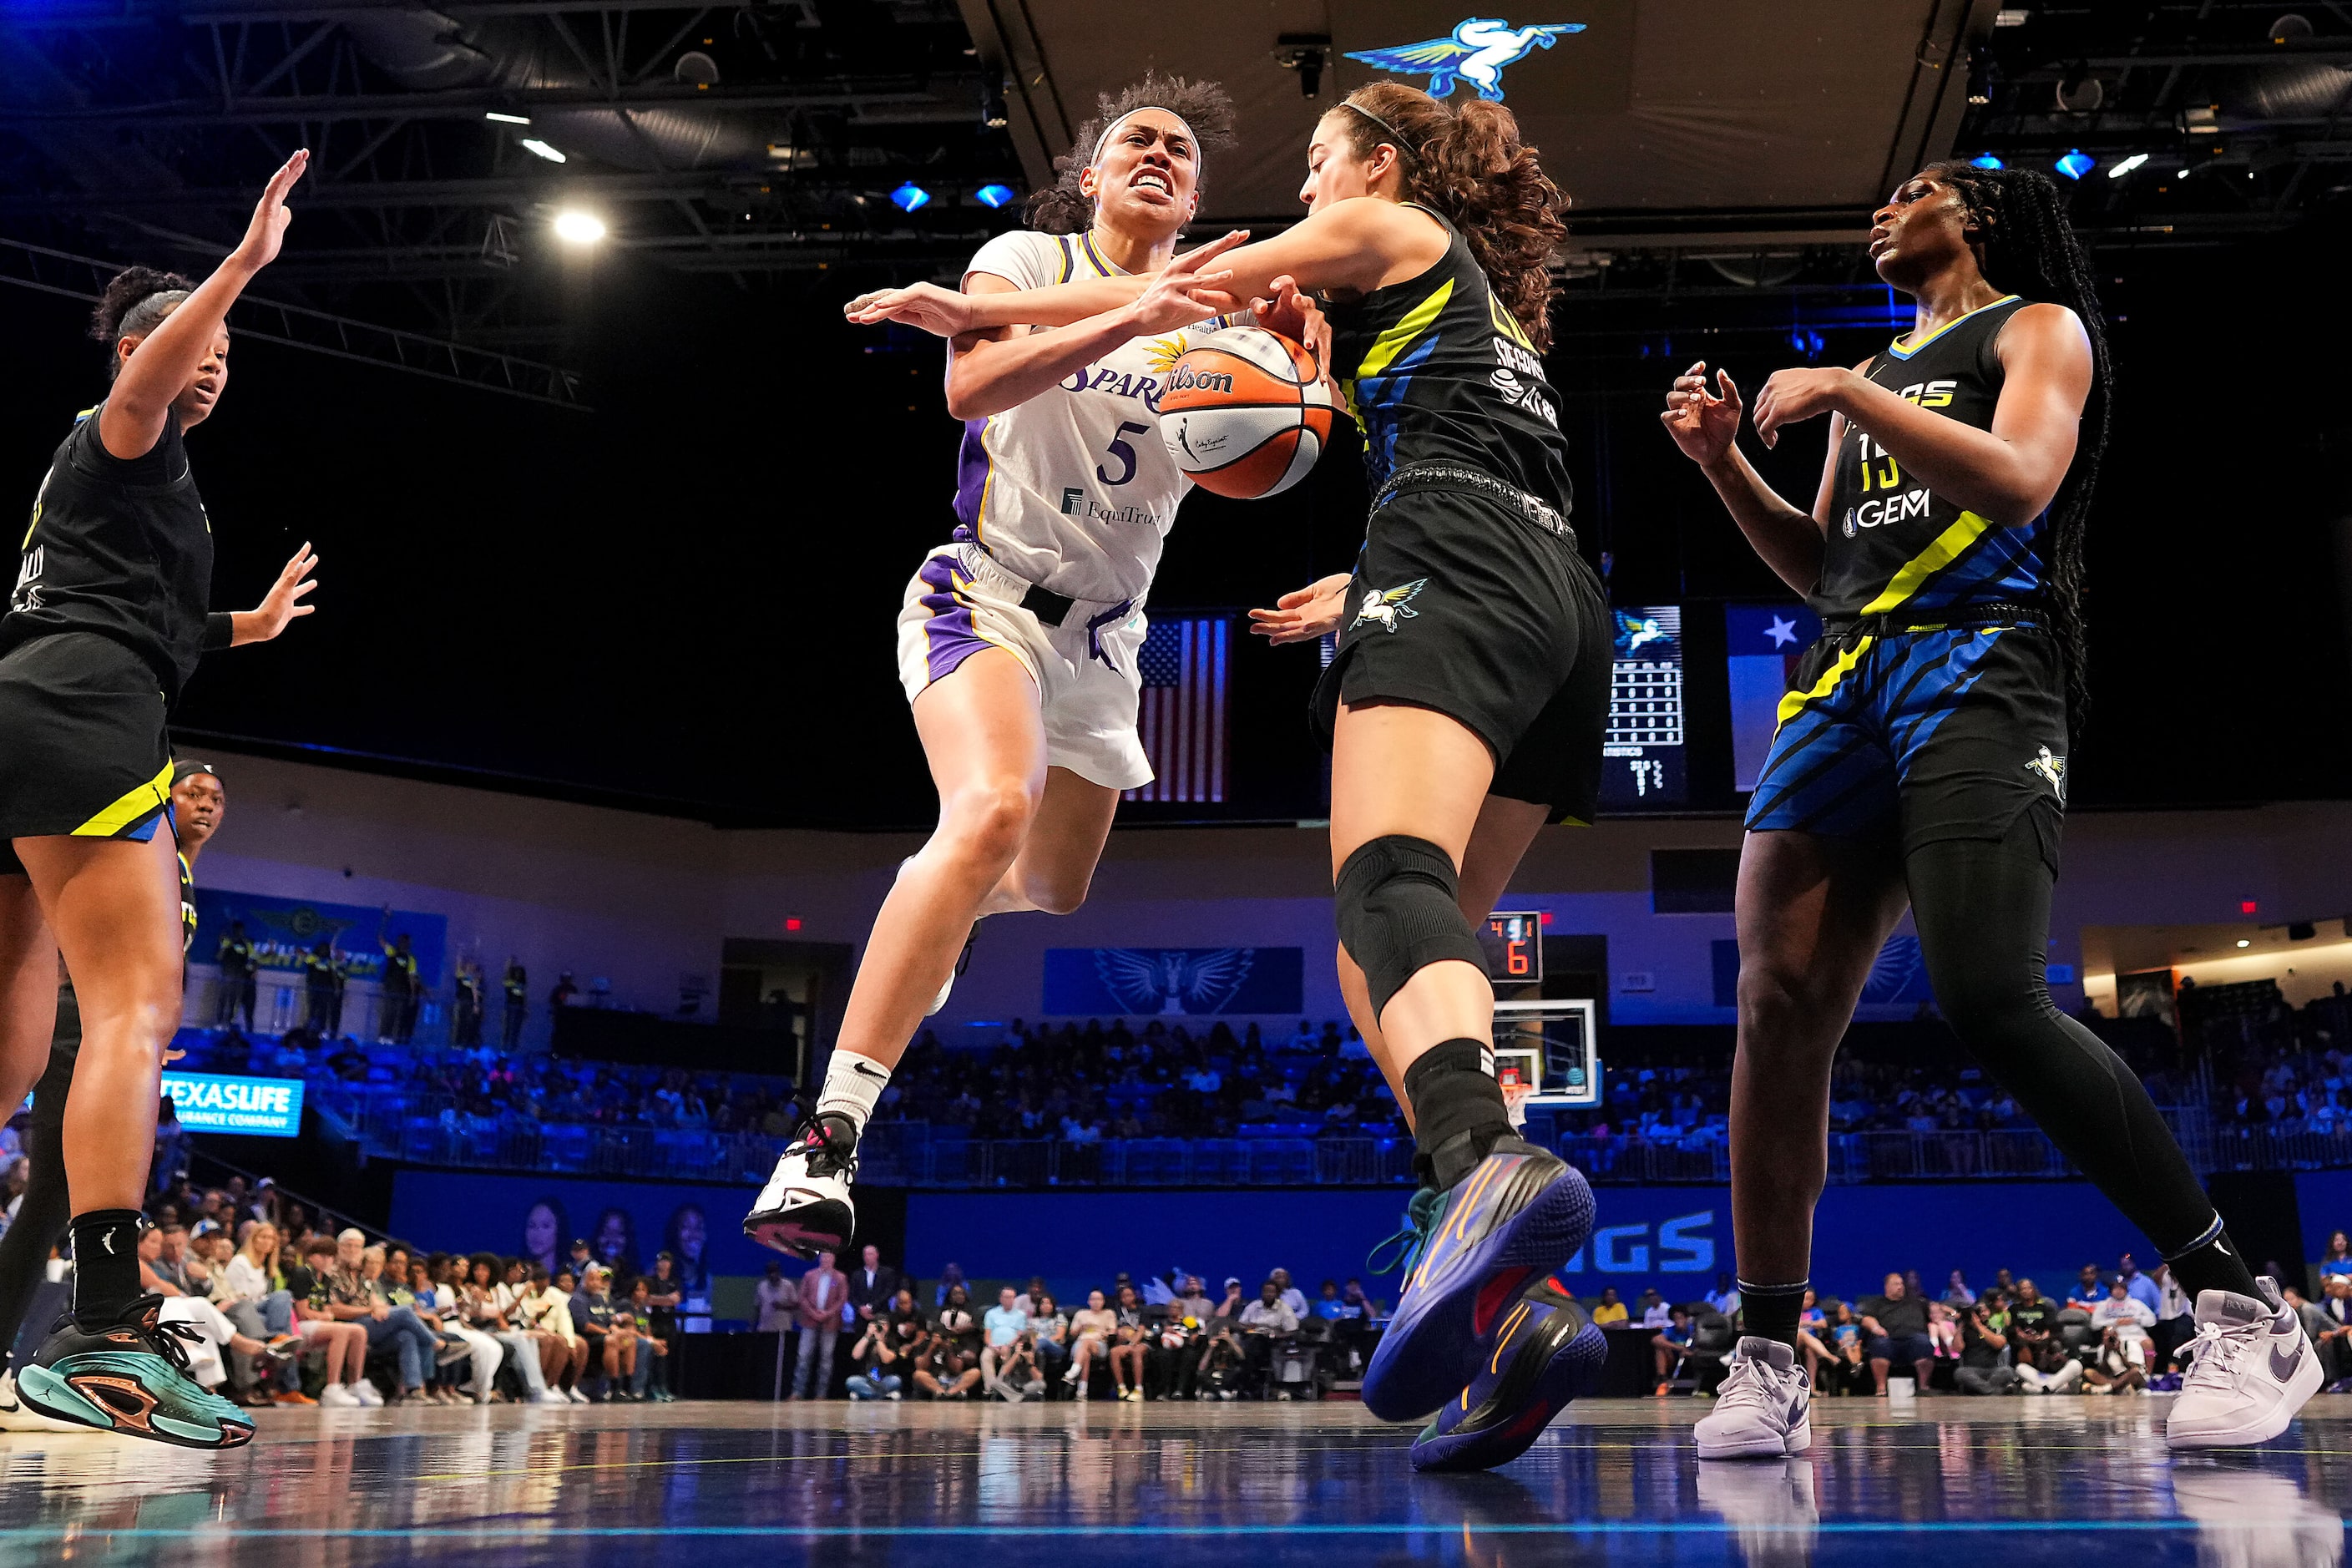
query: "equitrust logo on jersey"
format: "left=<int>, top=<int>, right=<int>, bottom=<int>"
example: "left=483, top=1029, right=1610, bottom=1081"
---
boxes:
left=1060, top=488, right=1160, bottom=529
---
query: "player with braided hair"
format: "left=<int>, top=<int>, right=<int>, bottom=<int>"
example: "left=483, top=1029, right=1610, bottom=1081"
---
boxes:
left=1664, top=163, right=2314, bottom=1459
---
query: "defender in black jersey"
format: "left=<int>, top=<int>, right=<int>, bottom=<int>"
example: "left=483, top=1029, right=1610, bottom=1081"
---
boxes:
left=2, top=152, right=320, bottom=1449
left=848, top=80, right=1605, bottom=1454
left=1666, top=162, right=2314, bottom=1454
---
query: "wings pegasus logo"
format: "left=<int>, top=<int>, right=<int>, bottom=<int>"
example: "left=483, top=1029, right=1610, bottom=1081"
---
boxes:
left=2025, top=746, right=2067, bottom=804
left=1094, top=948, right=1257, bottom=1016
left=1352, top=579, right=1428, bottom=633
left=1344, top=18, right=1586, bottom=100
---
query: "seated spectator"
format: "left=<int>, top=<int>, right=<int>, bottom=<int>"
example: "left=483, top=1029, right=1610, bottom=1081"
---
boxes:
left=627, top=1276, right=674, bottom=1402
left=1703, top=1273, right=1741, bottom=1318
left=1065, top=1291, right=1117, bottom=1398
left=217, top=1221, right=302, bottom=1404
left=2081, top=1326, right=2147, bottom=1394
left=291, top=1237, right=372, bottom=1406
left=2319, top=1231, right=2352, bottom=1283
left=1859, top=1273, right=1933, bottom=1396
left=1943, top=1270, right=1976, bottom=1308
left=1638, top=1289, right=1672, bottom=1329
left=570, top=1264, right=635, bottom=1400
left=1108, top=1283, right=1149, bottom=1401
left=1928, top=1299, right=1963, bottom=1366
left=980, top=1287, right=1028, bottom=1396
left=518, top=1266, right=590, bottom=1403
left=2089, top=1279, right=2156, bottom=1365
left=917, top=1285, right=981, bottom=1400
left=1794, top=1291, right=1834, bottom=1387
left=1651, top=1306, right=1692, bottom=1392
left=326, top=1228, right=439, bottom=1404
left=1194, top=1326, right=1245, bottom=1399
left=1955, top=1296, right=2016, bottom=1395
left=2314, top=1274, right=2352, bottom=1390
left=2013, top=1332, right=2084, bottom=1394
left=846, top=1313, right=906, bottom=1400
left=2065, top=1263, right=2108, bottom=1313
left=1029, top=1292, right=1070, bottom=1383
left=2008, top=1280, right=2056, bottom=1358
left=1590, top=1287, right=1627, bottom=1326
left=1821, top=1332, right=1875, bottom=1398
left=1237, top=1279, right=1299, bottom=1393
left=1213, top=1278, right=1246, bottom=1321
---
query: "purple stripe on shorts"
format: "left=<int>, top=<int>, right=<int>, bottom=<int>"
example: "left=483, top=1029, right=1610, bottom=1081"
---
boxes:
left=950, top=417, right=990, bottom=541
left=917, top=553, right=990, bottom=686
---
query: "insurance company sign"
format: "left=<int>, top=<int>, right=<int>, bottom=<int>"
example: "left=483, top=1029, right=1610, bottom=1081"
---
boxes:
left=162, top=1073, right=305, bottom=1138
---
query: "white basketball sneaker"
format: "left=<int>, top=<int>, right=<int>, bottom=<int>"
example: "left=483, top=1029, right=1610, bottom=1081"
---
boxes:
left=2166, top=1277, right=2322, bottom=1449
left=742, top=1112, right=858, bottom=1257
left=1693, top=1337, right=1813, bottom=1459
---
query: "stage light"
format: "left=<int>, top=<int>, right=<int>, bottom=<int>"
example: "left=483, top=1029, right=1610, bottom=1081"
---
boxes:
left=553, top=210, right=605, bottom=243
left=2237, top=938, right=2252, bottom=948
left=486, top=112, right=532, bottom=125
left=2054, top=149, right=2095, bottom=180
left=890, top=182, right=932, bottom=212
left=520, top=138, right=566, bottom=163
left=2107, top=153, right=2149, bottom=179
left=975, top=183, right=1016, bottom=209
left=1970, top=154, right=2004, bottom=169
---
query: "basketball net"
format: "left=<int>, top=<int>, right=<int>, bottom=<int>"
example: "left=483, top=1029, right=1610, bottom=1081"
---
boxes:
left=1498, top=1066, right=1532, bottom=1129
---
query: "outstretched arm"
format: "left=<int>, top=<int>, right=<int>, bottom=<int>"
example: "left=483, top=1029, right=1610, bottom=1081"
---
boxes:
left=945, top=274, right=1171, bottom=422
left=101, top=151, right=307, bottom=462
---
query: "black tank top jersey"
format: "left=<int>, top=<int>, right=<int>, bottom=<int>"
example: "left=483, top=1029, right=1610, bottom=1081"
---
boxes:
left=1814, top=295, right=2047, bottom=620
left=1322, top=206, right=1574, bottom=509
left=5, top=404, right=219, bottom=701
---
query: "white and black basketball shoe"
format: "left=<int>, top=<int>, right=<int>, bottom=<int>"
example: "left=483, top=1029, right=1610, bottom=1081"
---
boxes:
left=2166, top=1277, right=2323, bottom=1449
left=743, top=1113, right=858, bottom=1258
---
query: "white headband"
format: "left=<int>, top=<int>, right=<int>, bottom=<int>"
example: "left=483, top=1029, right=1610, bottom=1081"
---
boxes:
left=1090, top=108, right=1202, bottom=175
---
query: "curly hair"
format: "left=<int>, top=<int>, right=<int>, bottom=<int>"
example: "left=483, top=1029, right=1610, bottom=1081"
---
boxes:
left=1329, top=83, right=1569, bottom=352
left=1923, top=159, right=2110, bottom=736
left=1023, top=73, right=1236, bottom=235
left=90, top=266, right=196, bottom=380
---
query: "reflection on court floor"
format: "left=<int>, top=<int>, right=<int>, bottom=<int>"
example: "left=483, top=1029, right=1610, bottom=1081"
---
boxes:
left=0, top=1399, right=2340, bottom=1565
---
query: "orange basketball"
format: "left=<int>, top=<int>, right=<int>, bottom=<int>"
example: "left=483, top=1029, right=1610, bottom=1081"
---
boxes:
left=1156, top=327, right=1335, bottom=499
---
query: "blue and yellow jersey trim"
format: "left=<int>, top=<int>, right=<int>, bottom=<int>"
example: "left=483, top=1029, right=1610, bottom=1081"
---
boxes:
left=1885, top=294, right=2019, bottom=361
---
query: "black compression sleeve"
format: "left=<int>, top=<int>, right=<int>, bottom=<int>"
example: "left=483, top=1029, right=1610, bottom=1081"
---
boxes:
left=1906, top=826, right=2258, bottom=1300
left=203, top=612, right=234, bottom=651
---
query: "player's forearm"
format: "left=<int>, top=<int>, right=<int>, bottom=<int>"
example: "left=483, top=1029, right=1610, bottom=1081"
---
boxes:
left=966, top=276, right=1151, bottom=330
left=1834, top=377, right=2062, bottom=528
left=1699, top=448, right=1823, bottom=595
left=946, top=307, right=1159, bottom=420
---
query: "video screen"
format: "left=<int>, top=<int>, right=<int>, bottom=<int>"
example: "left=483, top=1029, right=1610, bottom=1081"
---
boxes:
left=1725, top=604, right=1823, bottom=792
left=1599, top=606, right=1686, bottom=809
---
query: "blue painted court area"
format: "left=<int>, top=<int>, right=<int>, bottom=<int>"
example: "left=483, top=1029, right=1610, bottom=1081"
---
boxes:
left=0, top=1399, right=2339, bottom=1565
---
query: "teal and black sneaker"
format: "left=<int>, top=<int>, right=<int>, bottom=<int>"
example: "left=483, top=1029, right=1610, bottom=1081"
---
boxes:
left=17, top=1297, right=255, bottom=1449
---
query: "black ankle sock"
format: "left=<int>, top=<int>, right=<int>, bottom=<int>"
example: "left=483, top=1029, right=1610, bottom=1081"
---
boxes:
left=1736, top=1279, right=1809, bottom=1349
left=2165, top=1216, right=2261, bottom=1302
left=69, top=1210, right=145, bottom=1328
left=1404, top=1039, right=1515, bottom=1191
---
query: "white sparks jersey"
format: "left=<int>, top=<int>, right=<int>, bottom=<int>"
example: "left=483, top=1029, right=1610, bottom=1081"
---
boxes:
left=949, top=230, right=1219, bottom=605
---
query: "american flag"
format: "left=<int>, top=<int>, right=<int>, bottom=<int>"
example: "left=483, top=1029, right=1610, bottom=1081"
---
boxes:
left=1125, top=616, right=1229, bottom=804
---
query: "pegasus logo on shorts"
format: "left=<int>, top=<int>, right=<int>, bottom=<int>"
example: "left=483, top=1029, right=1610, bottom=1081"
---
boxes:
left=1353, top=579, right=1428, bottom=634
left=2025, top=745, right=2066, bottom=804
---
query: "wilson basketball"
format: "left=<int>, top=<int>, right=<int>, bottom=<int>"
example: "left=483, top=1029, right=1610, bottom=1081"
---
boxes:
left=1156, top=327, right=1334, bottom=499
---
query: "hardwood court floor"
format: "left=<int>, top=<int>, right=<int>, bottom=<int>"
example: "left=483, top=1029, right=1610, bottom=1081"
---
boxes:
left=0, top=1395, right=2344, bottom=1565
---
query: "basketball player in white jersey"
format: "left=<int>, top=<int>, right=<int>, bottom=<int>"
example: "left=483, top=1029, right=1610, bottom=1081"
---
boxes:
left=744, top=76, right=1243, bottom=1254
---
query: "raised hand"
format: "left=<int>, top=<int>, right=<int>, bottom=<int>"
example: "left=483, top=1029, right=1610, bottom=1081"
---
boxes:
left=1752, top=366, right=1862, bottom=449
left=230, top=149, right=308, bottom=274
left=1247, top=572, right=1353, bottom=645
left=1659, top=361, right=1743, bottom=466
left=230, top=542, right=319, bottom=645
left=844, top=281, right=973, bottom=336
left=1249, top=276, right=1333, bottom=377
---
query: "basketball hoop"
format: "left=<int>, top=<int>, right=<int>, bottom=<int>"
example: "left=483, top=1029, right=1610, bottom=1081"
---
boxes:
left=1498, top=1064, right=1533, bottom=1129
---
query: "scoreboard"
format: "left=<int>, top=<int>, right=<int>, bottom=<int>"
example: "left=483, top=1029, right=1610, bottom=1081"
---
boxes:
left=1600, top=605, right=1686, bottom=808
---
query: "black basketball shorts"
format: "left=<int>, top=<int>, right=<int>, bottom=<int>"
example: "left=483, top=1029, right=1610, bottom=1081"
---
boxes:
left=1312, top=484, right=1611, bottom=824
left=0, top=631, right=173, bottom=877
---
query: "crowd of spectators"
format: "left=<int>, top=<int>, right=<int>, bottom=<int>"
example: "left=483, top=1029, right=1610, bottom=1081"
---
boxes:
left=747, top=1244, right=1386, bottom=1403
left=10, top=1173, right=693, bottom=1409
left=2196, top=985, right=2352, bottom=1132
left=1641, top=1248, right=2352, bottom=1402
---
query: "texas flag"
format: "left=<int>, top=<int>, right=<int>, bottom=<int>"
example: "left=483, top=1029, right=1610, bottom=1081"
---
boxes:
left=1724, top=604, right=1823, bottom=792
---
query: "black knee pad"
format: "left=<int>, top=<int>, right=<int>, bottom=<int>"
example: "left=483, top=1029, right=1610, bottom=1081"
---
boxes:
left=1334, top=834, right=1488, bottom=1019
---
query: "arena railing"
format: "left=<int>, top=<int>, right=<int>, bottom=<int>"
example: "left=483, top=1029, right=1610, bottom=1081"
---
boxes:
left=302, top=1085, right=2223, bottom=1188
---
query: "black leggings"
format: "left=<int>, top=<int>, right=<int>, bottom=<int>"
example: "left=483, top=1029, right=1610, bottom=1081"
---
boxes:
left=1907, top=828, right=2249, bottom=1298
left=0, top=994, right=76, bottom=1369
